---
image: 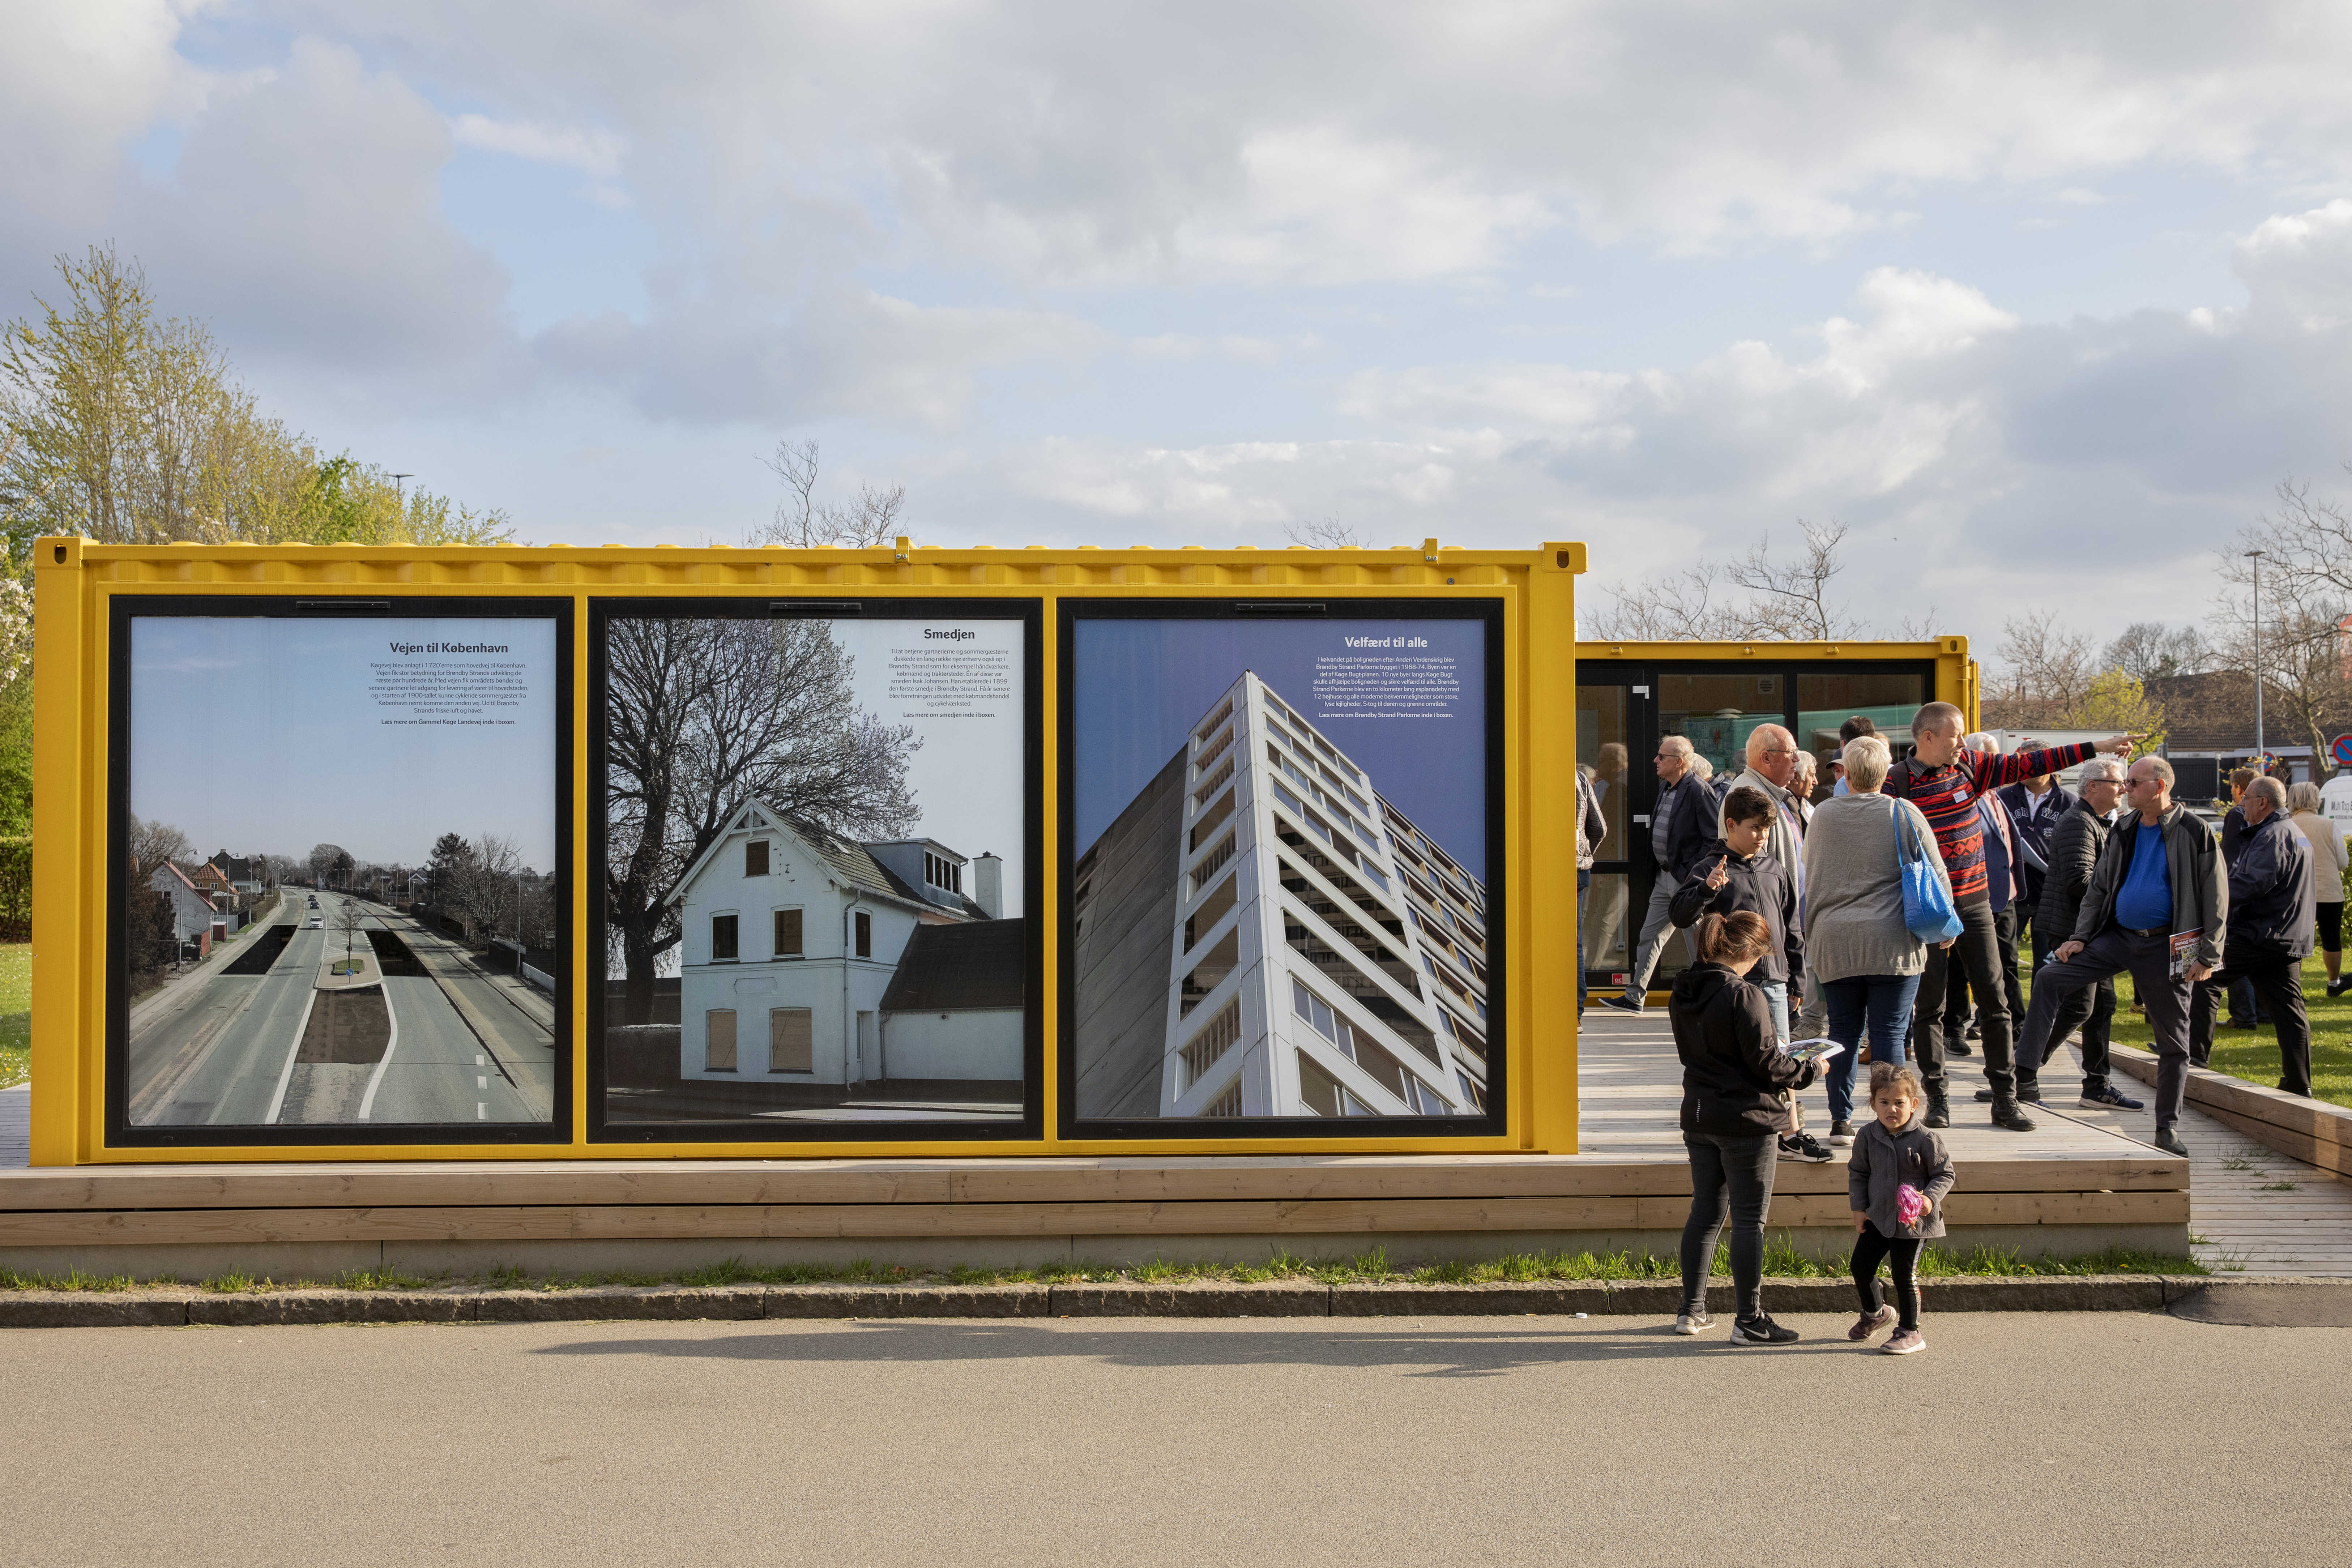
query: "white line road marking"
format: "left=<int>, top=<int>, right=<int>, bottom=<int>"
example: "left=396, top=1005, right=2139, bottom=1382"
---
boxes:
left=357, top=984, right=402, bottom=1121
left=476, top=1103, right=486, bottom=1120
left=477, top=1075, right=487, bottom=1089
left=475, top=1054, right=484, bottom=1066
left=264, top=983, right=320, bottom=1125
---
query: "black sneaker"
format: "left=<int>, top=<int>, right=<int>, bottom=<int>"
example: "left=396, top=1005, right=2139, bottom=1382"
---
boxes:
left=1924, top=1094, right=1950, bottom=1129
left=1598, top=994, right=1644, bottom=1015
left=2079, top=1082, right=2144, bottom=1110
left=1729, top=1314, right=1800, bottom=1345
left=1827, top=1120, right=1855, bottom=1146
left=2328, top=977, right=2351, bottom=998
left=1964, top=1020, right=1982, bottom=1041
left=1778, top=1133, right=1833, bottom=1163
left=2152, top=1128, right=2190, bottom=1157
left=1971, top=1084, right=2042, bottom=1103
left=1948, top=1039, right=1974, bottom=1057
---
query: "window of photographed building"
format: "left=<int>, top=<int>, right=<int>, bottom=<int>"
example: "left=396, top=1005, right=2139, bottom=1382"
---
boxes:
left=768, top=1008, right=813, bottom=1073
left=744, top=839, right=769, bottom=877
left=706, top=1008, right=737, bottom=1072
left=853, top=910, right=872, bottom=958
left=773, top=906, right=803, bottom=958
left=710, top=912, right=738, bottom=962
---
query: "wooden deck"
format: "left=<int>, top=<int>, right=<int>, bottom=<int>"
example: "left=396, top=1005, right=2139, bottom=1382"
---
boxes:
left=0, top=1019, right=2215, bottom=1276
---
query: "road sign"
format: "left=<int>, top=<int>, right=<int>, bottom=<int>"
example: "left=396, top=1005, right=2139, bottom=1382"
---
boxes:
left=2331, top=734, right=2352, bottom=768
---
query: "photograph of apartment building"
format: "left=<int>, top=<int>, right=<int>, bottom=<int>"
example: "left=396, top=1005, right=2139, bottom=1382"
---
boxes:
left=1073, top=665, right=1491, bottom=1121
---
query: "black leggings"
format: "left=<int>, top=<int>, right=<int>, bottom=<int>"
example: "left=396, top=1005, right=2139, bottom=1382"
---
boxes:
left=1852, top=1222, right=1922, bottom=1330
left=2318, top=902, right=2342, bottom=956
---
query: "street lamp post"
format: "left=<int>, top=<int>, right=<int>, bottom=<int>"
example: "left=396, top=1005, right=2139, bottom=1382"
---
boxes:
left=2246, top=548, right=2266, bottom=768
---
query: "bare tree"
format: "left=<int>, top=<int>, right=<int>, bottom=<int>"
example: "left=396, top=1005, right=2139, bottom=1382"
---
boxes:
left=2102, top=621, right=2213, bottom=682
left=604, top=616, right=921, bottom=1022
left=332, top=893, right=366, bottom=968
left=2214, top=473, right=2352, bottom=771
left=1984, top=609, right=2101, bottom=729
left=1284, top=518, right=1374, bottom=548
left=127, top=815, right=190, bottom=876
left=306, top=842, right=352, bottom=887
left=1585, top=520, right=1873, bottom=641
left=752, top=439, right=908, bottom=550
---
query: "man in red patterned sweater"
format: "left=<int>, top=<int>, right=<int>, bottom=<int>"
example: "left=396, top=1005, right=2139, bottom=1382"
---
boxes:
left=1885, top=702, right=2138, bottom=1130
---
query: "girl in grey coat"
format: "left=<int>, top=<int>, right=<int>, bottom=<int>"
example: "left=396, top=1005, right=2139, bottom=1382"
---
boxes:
left=1847, top=1061, right=1956, bottom=1354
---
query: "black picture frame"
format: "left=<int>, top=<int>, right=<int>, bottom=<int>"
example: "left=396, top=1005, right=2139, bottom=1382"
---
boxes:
left=585, top=596, right=1046, bottom=1143
left=104, top=594, right=575, bottom=1148
left=1057, top=596, right=1508, bottom=1141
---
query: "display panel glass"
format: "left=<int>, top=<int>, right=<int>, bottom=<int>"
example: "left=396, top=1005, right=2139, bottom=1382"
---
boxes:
left=593, top=602, right=1038, bottom=1136
left=114, top=602, right=566, bottom=1135
left=1064, top=603, right=1500, bottom=1130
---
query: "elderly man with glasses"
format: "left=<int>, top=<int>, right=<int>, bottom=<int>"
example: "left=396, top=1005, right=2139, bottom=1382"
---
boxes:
left=2012, top=755, right=2224, bottom=1157
left=1885, top=702, right=2136, bottom=1131
left=2002, top=756, right=2139, bottom=1110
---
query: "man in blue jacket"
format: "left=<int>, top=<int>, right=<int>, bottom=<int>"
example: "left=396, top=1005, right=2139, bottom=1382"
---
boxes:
left=2190, top=776, right=2317, bottom=1096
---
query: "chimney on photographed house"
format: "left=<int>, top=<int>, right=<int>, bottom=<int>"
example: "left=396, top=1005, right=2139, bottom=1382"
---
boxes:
left=974, top=852, right=1003, bottom=919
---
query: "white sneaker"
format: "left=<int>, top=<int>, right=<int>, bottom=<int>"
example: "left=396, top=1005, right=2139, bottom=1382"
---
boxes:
left=1673, top=1311, right=1712, bottom=1336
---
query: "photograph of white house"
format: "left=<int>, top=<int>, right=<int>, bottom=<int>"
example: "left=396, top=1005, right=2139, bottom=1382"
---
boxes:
left=661, top=800, right=1021, bottom=1118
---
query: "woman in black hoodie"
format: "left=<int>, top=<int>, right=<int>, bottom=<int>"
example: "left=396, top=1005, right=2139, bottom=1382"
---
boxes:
left=1669, top=910, right=1820, bottom=1344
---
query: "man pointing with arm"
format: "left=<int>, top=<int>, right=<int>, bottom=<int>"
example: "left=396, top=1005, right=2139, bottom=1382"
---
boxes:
left=1884, top=702, right=2138, bottom=1131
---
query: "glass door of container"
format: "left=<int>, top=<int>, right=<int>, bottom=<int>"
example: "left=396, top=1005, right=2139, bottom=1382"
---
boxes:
left=1576, top=674, right=1650, bottom=992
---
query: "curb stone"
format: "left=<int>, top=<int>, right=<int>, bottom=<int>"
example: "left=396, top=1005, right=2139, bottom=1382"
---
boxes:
left=1050, top=1282, right=1328, bottom=1317
left=767, top=1285, right=1049, bottom=1319
left=0, top=1274, right=2298, bottom=1326
left=475, top=1287, right=766, bottom=1323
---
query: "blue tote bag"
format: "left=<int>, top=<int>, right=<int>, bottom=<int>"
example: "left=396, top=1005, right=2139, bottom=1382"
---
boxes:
left=1894, top=799, right=1963, bottom=944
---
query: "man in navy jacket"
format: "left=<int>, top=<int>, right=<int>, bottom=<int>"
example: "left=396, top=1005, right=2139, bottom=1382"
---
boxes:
left=2190, top=776, right=2317, bottom=1095
left=1999, top=763, right=2079, bottom=965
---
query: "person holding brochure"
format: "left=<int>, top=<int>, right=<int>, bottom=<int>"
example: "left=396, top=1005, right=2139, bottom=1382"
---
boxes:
left=1800, top=734, right=1947, bottom=1146
left=2013, top=755, right=2224, bottom=1157
left=1847, top=1063, right=1956, bottom=1355
left=1668, top=786, right=1827, bottom=1163
left=1667, top=910, right=1823, bottom=1344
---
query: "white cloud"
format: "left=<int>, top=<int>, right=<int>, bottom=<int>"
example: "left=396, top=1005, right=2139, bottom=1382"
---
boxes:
left=2235, top=197, right=2352, bottom=331
left=449, top=112, right=624, bottom=179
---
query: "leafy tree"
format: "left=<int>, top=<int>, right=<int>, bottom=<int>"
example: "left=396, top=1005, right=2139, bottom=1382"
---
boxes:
left=2068, top=670, right=2167, bottom=756
left=306, top=842, right=353, bottom=886
left=605, top=616, right=918, bottom=1022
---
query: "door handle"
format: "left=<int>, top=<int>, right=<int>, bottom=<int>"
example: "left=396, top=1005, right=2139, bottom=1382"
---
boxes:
left=1632, top=815, right=1651, bottom=825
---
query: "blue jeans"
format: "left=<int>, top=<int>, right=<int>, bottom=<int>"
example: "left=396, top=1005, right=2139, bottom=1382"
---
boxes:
left=1820, top=973, right=1923, bottom=1125
left=1577, top=870, right=1591, bottom=1012
left=1754, top=980, right=1790, bottom=1047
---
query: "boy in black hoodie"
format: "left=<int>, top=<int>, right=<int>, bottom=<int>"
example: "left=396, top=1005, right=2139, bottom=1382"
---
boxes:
left=1669, top=786, right=1826, bottom=1163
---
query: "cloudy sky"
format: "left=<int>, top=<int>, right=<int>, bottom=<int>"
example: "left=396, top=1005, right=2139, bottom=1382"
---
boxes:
left=11, top=2, right=2352, bottom=648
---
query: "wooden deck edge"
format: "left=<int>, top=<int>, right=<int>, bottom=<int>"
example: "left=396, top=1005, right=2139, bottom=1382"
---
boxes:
left=0, top=1189, right=2193, bottom=1246
left=0, top=1154, right=2191, bottom=1212
left=2110, top=1047, right=2352, bottom=1174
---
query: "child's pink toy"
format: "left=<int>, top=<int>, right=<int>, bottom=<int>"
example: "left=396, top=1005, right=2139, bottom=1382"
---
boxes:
left=1896, top=1184, right=1928, bottom=1227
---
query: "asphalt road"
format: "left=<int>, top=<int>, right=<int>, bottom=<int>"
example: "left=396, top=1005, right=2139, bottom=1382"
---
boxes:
left=0, top=1312, right=2343, bottom=1567
left=128, top=896, right=551, bottom=1128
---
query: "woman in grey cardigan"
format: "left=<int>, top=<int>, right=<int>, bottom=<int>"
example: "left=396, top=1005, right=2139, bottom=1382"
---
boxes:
left=1800, top=735, right=1952, bottom=1143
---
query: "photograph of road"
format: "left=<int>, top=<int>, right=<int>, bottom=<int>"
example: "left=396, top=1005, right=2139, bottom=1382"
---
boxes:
left=128, top=894, right=555, bottom=1125
left=120, top=611, right=561, bottom=1129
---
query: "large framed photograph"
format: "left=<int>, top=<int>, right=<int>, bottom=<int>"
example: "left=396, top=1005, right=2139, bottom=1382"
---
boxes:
left=589, top=599, right=1042, bottom=1140
left=107, top=597, right=571, bottom=1145
left=1061, top=599, right=1503, bottom=1138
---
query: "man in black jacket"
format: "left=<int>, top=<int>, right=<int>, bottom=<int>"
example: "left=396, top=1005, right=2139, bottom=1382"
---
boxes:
left=1999, top=763, right=2079, bottom=962
left=2016, top=758, right=2139, bottom=1109
left=2190, top=776, right=2318, bottom=1095
left=1603, top=736, right=1716, bottom=1014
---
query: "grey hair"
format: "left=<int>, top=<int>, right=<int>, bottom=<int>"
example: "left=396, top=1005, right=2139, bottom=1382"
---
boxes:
left=2246, top=775, right=2288, bottom=811
left=1687, top=754, right=1716, bottom=781
left=2078, top=756, right=2127, bottom=785
left=1660, top=735, right=1694, bottom=759
left=2289, top=780, right=2323, bottom=813
left=2134, top=754, right=2175, bottom=788
left=1841, top=735, right=1892, bottom=791
left=1962, top=731, right=1998, bottom=753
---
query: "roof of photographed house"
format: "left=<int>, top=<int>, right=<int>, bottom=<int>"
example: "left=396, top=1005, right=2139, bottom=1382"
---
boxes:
left=878, top=919, right=1027, bottom=1012
left=666, top=799, right=989, bottom=920
left=150, top=861, right=217, bottom=908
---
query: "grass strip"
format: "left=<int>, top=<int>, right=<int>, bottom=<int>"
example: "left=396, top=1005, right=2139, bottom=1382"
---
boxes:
left=0, top=1239, right=2206, bottom=1296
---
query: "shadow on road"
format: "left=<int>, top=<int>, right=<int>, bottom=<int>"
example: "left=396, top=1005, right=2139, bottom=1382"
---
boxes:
left=526, top=1319, right=1860, bottom=1377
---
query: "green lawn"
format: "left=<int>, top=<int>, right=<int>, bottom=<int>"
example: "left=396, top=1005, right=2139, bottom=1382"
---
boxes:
left=2065, top=962, right=2352, bottom=1111
left=0, top=943, right=26, bottom=1088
